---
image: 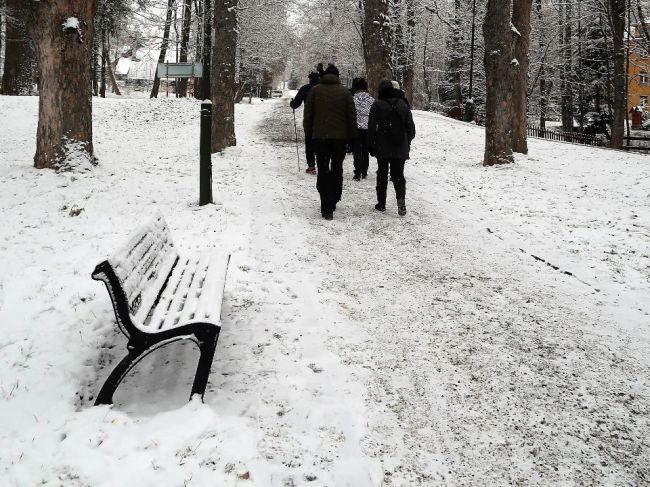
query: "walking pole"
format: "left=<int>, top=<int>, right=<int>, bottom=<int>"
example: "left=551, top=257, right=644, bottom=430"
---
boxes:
left=292, top=108, right=301, bottom=172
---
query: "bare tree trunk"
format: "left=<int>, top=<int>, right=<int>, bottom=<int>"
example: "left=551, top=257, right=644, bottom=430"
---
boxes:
left=211, top=0, right=237, bottom=152
left=447, top=0, right=463, bottom=106
left=609, top=0, right=625, bottom=148
left=483, top=0, right=514, bottom=166
left=106, top=57, right=121, bottom=95
left=422, top=13, right=433, bottom=108
left=511, top=0, right=532, bottom=154
left=193, top=0, right=203, bottom=99
left=1, top=0, right=36, bottom=95
left=576, top=0, right=586, bottom=128
left=30, top=0, right=96, bottom=170
left=560, top=1, right=574, bottom=131
left=201, top=0, right=211, bottom=100
left=537, top=0, right=550, bottom=130
left=177, top=0, right=192, bottom=97
left=464, top=0, right=478, bottom=122
left=92, top=31, right=99, bottom=96
left=100, top=27, right=106, bottom=97
left=401, top=0, right=416, bottom=105
left=150, top=0, right=175, bottom=98
left=363, top=0, right=392, bottom=97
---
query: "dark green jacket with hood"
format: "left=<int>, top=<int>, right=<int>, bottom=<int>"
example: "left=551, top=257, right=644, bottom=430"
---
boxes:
left=303, top=74, right=357, bottom=140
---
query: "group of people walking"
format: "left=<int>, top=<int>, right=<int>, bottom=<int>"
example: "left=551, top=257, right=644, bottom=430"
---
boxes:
left=290, top=63, right=416, bottom=220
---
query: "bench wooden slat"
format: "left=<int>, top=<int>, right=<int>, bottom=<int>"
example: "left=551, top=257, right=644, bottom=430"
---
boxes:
left=177, top=253, right=211, bottom=324
left=91, top=212, right=230, bottom=406
left=147, top=255, right=188, bottom=330
left=159, top=255, right=198, bottom=329
left=195, top=252, right=230, bottom=321
left=109, top=213, right=179, bottom=322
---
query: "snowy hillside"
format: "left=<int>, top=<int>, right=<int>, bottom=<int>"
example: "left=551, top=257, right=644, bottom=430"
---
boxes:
left=0, top=95, right=648, bottom=485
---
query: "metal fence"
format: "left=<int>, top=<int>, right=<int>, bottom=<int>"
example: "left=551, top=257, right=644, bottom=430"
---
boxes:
left=623, top=136, right=650, bottom=152
left=527, top=125, right=605, bottom=147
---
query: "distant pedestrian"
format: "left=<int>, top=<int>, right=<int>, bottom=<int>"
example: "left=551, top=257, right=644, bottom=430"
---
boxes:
left=351, top=78, right=374, bottom=180
left=290, top=71, right=320, bottom=175
left=303, top=64, right=357, bottom=220
left=367, top=80, right=416, bottom=216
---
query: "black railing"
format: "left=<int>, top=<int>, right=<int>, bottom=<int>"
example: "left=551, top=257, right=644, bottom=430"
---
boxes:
left=623, top=136, right=650, bottom=151
left=527, top=125, right=605, bottom=147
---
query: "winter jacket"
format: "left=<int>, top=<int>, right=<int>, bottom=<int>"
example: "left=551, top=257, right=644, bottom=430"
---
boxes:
left=367, top=95, right=416, bottom=161
left=290, top=78, right=319, bottom=109
left=353, top=91, right=374, bottom=129
left=303, top=74, right=357, bottom=140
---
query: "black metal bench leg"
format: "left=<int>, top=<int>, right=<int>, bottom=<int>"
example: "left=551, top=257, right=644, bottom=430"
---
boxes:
left=190, top=328, right=220, bottom=401
left=95, top=347, right=146, bottom=406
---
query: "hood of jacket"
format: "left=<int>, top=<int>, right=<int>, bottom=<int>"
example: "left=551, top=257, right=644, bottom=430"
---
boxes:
left=320, top=74, right=340, bottom=85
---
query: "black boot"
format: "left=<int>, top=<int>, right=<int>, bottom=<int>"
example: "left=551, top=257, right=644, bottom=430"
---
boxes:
left=394, top=177, right=406, bottom=216
left=375, top=186, right=386, bottom=212
left=397, top=198, right=406, bottom=216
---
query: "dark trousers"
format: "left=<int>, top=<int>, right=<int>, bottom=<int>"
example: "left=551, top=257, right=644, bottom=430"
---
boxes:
left=305, top=135, right=315, bottom=168
left=376, top=158, right=406, bottom=205
left=314, top=139, right=347, bottom=213
left=352, top=129, right=369, bottom=177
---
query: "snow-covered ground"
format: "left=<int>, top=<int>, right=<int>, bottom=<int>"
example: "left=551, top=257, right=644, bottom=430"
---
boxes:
left=0, top=95, right=648, bottom=485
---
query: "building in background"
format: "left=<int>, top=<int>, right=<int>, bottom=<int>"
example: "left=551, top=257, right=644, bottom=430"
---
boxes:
left=627, top=24, right=650, bottom=111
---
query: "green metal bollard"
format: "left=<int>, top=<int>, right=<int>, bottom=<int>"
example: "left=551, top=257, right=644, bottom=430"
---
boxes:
left=200, top=101, right=213, bottom=205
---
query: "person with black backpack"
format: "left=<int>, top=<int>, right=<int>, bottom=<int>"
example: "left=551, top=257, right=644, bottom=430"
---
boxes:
left=367, top=80, right=416, bottom=216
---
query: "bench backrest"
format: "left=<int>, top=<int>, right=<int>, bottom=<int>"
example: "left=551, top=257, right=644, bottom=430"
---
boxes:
left=93, top=213, right=179, bottom=336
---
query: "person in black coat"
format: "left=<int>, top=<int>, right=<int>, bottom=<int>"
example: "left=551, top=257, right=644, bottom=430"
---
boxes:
left=367, top=80, right=416, bottom=216
left=290, top=71, right=320, bottom=174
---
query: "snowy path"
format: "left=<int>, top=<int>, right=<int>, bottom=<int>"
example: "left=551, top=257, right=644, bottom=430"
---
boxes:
left=252, top=101, right=650, bottom=484
left=1, top=96, right=648, bottom=485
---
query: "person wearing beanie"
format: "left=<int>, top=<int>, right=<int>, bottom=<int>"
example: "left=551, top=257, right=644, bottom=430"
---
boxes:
left=290, top=70, right=321, bottom=174
left=303, top=63, right=358, bottom=220
left=367, top=79, right=416, bottom=216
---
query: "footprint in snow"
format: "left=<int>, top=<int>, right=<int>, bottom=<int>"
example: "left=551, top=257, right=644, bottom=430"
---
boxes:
left=308, top=363, right=323, bottom=373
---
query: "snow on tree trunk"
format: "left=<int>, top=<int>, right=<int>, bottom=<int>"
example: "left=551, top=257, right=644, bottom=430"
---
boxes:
left=30, top=1, right=96, bottom=171
left=511, top=0, right=532, bottom=154
left=483, top=0, right=514, bottom=166
left=150, top=0, right=175, bottom=99
left=177, top=0, right=192, bottom=98
left=1, top=0, right=36, bottom=95
left=609, top=0, right=625, bottom=149
left=363, top=0, right=392, bottom=97
left=211, top=0, right=237, bottom=152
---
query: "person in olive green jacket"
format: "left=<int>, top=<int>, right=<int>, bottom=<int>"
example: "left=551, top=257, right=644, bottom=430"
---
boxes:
left=303, top=64, right=357, bottom=220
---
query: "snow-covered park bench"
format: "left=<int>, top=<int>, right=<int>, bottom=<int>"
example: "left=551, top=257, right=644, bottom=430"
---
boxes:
left=91, top=213, right=230, bottom=405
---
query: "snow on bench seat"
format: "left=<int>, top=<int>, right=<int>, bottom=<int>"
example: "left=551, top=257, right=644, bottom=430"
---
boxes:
left=105, top=213, right=228, bottom=332
left=91, top=212, right=230, bottom=405
left=146, top=252, right=229, bottom=330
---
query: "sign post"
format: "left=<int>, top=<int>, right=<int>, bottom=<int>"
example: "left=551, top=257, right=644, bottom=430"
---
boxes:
left=200, top=101, right=213, bottom=205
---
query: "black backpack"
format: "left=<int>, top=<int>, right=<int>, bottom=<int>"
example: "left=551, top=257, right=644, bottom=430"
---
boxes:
left=384, top=99, right=405, bottom=145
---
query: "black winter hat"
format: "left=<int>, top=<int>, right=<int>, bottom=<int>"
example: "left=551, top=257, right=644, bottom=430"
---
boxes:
left=308, top=71, right=319, bottom=80
left=378, top=79, right=395, bottom=99
left=324, top=64, right=340, bottom=77
left=354, top=77, right=368, bottom=91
